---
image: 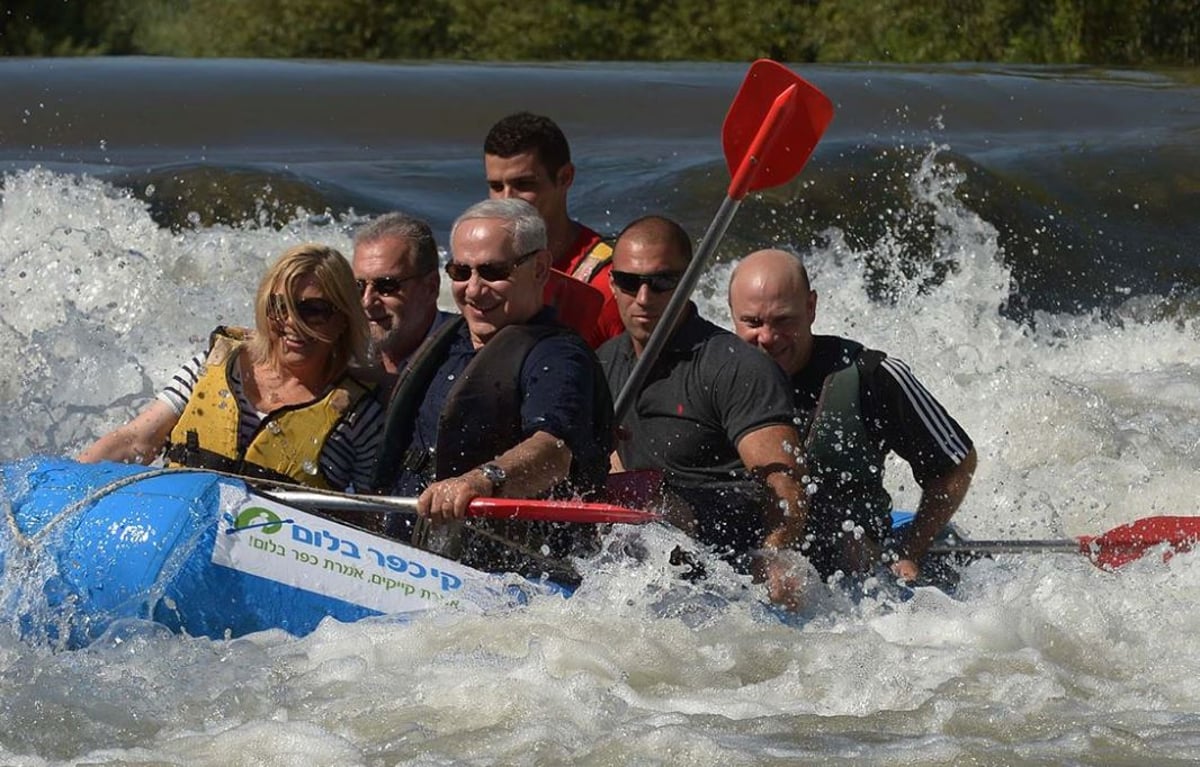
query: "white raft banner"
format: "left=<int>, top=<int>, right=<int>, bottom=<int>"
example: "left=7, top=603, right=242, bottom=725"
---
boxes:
left=212, top=489, right=487, bottom=616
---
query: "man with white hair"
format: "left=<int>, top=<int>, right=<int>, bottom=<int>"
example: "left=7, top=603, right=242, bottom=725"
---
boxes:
left=372, top=198, right=614, bottom=582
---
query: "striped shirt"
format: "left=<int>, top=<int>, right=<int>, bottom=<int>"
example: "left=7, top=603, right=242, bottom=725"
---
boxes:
left=877, top=356, right=972, bottom=465
left=158, top=350, right=385, bottom=491
left=791, top=335, right=973, bottom=484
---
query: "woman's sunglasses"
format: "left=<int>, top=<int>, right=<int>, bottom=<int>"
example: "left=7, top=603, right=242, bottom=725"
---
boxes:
left=610, top=270, right=684, bottom=294
left=444, top=248, right=540, bottom=283
left=267, top=294, right=338, bottom=326
left=355, top=271, right=429, bottom=297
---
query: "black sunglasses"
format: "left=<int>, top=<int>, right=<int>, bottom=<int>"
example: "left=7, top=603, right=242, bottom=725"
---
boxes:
left=610, top=270, right=685, bottom=294
left=445, top=248, right=541, bottom=283
left=355, top=271, right=429, bottom=298
left=267, top=294, right=338, bottom=326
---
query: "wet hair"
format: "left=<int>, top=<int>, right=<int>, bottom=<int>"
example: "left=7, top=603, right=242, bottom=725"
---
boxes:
left=615, top=215, right=694, bottom=264
left=484, top=112, right=571, bottom=178
left=450, top=198, right=548, bottom=257
left=249, top=243, right=369, bottom=373
left=352, top=211, right=439, bottom=275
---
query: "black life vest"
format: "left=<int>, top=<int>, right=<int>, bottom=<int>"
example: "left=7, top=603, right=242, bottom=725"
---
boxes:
left=373, top=316, right=614, bottom=585
left=800, top=340, right=895, bottom=577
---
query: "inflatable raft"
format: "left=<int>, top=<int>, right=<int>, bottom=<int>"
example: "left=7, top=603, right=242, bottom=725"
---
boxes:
left=0, top=457, right=569, bottom=648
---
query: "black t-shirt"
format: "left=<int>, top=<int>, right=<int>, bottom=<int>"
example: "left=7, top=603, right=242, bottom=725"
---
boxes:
left=793, top=335, right=973, bottom=485
left=597, top=306, right=796, bottom=486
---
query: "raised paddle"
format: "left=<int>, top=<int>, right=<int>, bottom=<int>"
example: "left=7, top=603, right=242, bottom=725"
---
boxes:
left=612, top=59, right=834, bottom=422
left=255, top=486, right=662, bottom=525
left=930, top=515, right=1200, bottom=571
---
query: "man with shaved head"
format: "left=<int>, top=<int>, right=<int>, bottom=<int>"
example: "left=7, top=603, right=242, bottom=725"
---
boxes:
left=728, top=248, right=977, bottom=585
left=598, top=216, right=810, bottom=609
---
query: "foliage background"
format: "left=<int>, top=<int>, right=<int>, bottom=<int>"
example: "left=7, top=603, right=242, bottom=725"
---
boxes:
left=3, top=0, right=1198, bottom=64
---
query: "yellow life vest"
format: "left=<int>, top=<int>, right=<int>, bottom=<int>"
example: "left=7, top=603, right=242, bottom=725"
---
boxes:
left=164, top=328, right=369, bottom=490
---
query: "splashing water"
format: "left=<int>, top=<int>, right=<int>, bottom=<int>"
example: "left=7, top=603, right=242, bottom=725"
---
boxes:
left=2, top=60, right=1200, bottom=764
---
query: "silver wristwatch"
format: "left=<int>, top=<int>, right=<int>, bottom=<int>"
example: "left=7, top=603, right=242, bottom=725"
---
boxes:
left=479, top=463, right=507, bottom=492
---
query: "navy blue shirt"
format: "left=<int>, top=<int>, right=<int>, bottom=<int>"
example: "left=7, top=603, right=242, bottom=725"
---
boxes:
left=394, top=309, right=601, bottom=496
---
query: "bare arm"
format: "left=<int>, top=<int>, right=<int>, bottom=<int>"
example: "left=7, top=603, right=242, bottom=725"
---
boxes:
left=892, top=447, right=977, bottom=580
left=78, top=399, right=180, bottom=465
left=418, top=430, right=574, bottom=521
left=736, top=423, right=810, bottom=608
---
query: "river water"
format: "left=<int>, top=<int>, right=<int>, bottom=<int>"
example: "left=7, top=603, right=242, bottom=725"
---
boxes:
left=1, top=57, right=1199, bottom=765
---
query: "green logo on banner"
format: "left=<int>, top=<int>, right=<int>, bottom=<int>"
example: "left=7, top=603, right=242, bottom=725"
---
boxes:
left=234, top=506, right=284, bottom=534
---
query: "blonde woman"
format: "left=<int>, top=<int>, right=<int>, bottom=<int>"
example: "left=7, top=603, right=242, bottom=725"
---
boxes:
left=81, top=243, right=383, bottom=491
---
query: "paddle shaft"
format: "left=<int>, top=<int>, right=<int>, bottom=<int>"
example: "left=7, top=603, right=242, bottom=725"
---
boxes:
left=928, top=515, right=1200, bottom=570
left=269, top=489, right=417, bottom=513
left=262, top=488, right=660, bottom=525
left=929, top=539, right=1083, bottom=556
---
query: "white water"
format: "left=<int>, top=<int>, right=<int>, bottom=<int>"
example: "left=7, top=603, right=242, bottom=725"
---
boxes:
left=2, top=152, right=1200, bottom=764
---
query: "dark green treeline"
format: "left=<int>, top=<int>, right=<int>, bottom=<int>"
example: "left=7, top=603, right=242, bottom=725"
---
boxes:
left=3, top=0, right=1198, bottom=65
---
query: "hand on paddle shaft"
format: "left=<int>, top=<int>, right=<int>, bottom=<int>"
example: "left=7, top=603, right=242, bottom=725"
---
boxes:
left=255, top=483, right=661, bottom=525
left=418, top=471, right=494, bottom=522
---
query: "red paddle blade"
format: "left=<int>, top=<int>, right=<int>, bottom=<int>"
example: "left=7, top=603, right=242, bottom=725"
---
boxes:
left=1079, top=515, right=1200, bottom=570
left=467, top=497, right=659, bottom=525
left=722, top=59, right=834, bottom=199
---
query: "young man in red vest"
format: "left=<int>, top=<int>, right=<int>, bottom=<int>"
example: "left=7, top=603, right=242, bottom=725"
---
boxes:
left=484, top=112, right=622, bottom=348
